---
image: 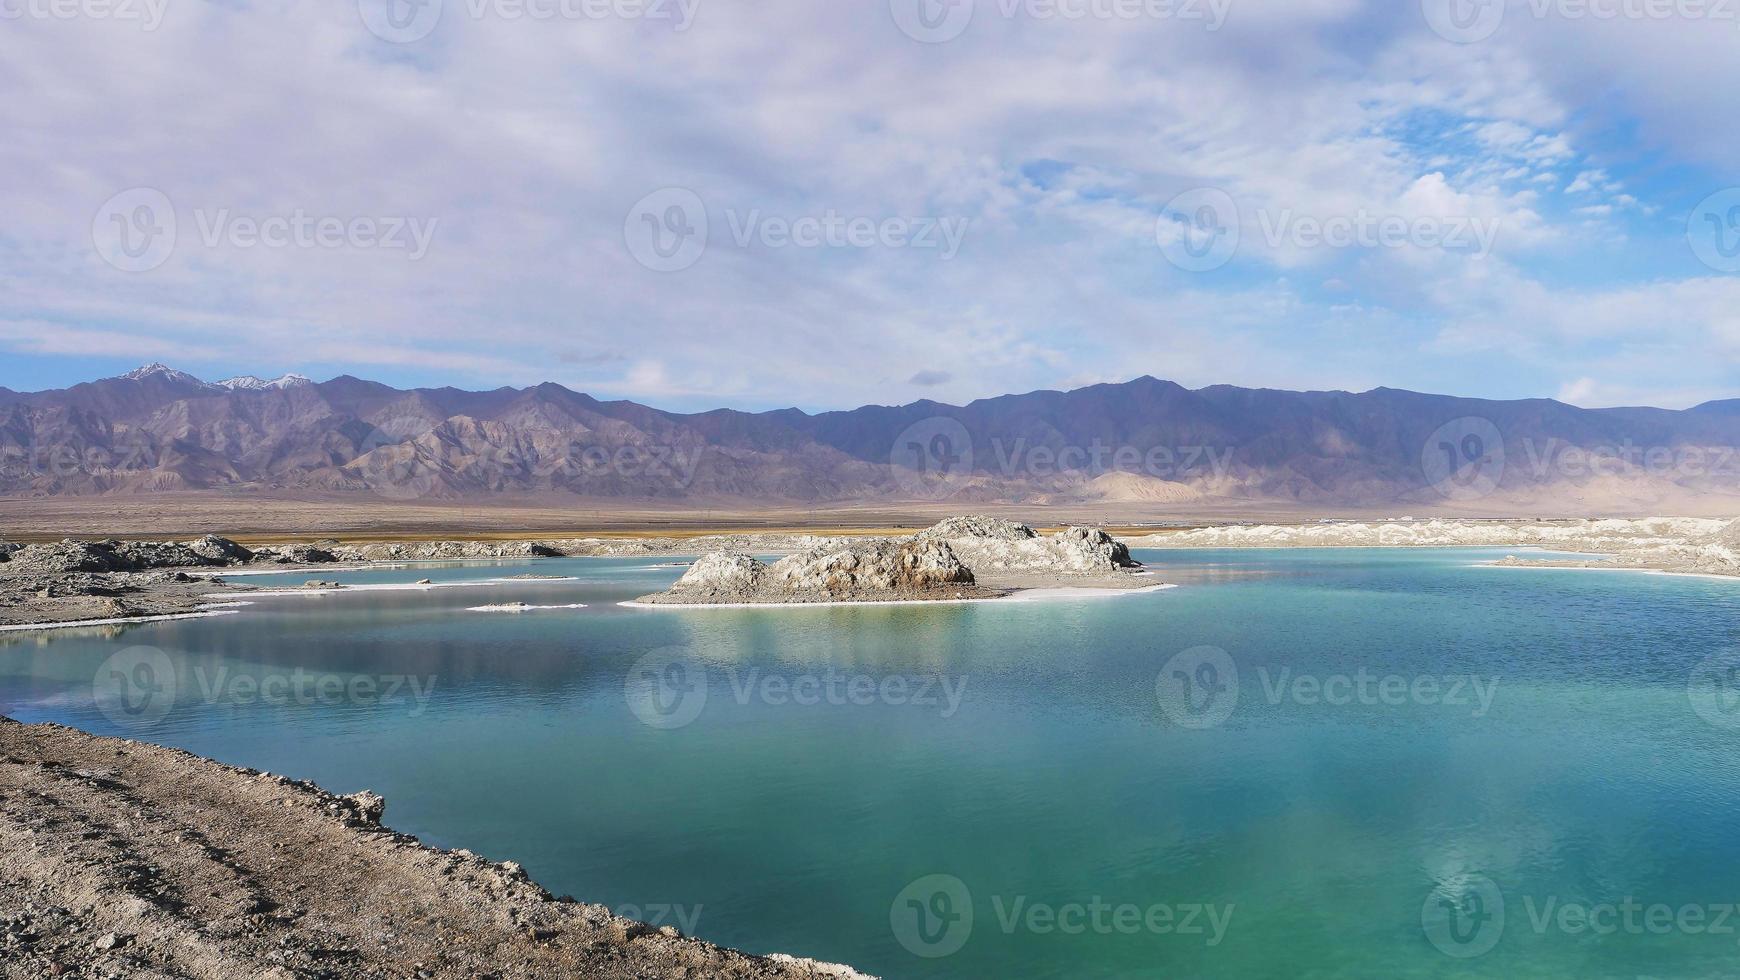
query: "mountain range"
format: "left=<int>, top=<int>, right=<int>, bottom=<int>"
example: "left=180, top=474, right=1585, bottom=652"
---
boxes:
left=2, top=364, right=1738, bottom=511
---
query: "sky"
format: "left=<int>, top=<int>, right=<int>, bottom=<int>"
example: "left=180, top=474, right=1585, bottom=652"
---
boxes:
left=2, top=0, right=1738, bottom=412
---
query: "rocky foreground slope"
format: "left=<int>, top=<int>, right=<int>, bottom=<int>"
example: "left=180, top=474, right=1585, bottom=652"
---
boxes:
left=0, top=717, right=870, bottom=980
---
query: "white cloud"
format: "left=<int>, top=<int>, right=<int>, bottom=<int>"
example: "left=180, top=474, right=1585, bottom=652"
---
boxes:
left=0, top=0, right=1728, bottom=410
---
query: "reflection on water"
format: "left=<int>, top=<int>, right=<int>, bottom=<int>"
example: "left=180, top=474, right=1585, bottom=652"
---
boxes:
left=3, top=549, right=1740, bottom=979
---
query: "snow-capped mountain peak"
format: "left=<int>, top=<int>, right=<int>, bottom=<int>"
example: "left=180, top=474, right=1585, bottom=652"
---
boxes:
left=117, top=363, right=211, bottom=386
left=217, top=373, right=314, bottom=391
left=112, top=364, right=313, bottom=391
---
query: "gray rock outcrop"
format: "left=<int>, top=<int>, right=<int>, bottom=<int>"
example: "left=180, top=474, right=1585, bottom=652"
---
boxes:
left=252, top=544, right=339, bottom=564
left=1055, top=526, right=1140, bottom=569
left=772, top=538, right=974, bottom=597
left=666, top=552, right=769, bottom=600
left=645, top=538, right=977, bottom=604
left=918, top=517, right=1141, bottom=574
left=917, top=516, right=1037, bottom=541
left=6, top=540, right=139, bottom=575
left=5, top=536, right=263, bottom=575
left=187, top=535, right=254, bottom=565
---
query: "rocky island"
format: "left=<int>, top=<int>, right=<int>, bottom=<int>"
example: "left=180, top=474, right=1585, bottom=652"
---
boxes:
left=632, top=517, right=1153, bottom=605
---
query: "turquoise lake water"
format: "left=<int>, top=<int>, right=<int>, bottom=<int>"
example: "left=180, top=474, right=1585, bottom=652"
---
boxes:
left=4, top=548, right=1740, bottom=978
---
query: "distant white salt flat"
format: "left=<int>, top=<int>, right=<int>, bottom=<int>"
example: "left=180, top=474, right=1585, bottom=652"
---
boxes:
left=0, top=609, right=243, bottom=633
left=1482, top=563, right=1739, bottom=583
left=188, top=559, right=538, bottom=579
left=221, top=576, right=578, bottom=598
left=465, top=603, right=589, bottom=612
left=619, top=583, right=1175, bottom=610
left=999, top=583, right=1177, bottom=602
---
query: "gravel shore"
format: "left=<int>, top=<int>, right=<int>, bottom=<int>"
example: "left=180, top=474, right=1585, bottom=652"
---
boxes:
left=0, top=717, right=871, bottom=980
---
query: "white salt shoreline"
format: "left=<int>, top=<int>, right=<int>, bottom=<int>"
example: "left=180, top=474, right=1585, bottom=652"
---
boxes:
left=225, top=576, right=579, bottom=598
left=0, top=609, right=243, bottom=633
left=617, top=583, right=1176, bottom=610
left=465, top=602, right=590, bottom=612
left=1480, top=562, right=1740, bottom=583
left=188, top=558, right=546, bottom=578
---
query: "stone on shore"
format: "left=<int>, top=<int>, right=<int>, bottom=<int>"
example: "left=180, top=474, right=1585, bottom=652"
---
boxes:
left=669, top=552, right=769, bottom=598
left=918, top=516, right=1141, bottom=574
left=772, top=538, right=974, bottom=597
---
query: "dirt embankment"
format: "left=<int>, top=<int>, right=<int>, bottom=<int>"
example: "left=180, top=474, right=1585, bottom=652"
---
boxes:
left=0, top=717, right=870, bottom=980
